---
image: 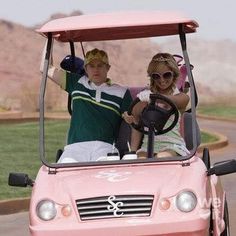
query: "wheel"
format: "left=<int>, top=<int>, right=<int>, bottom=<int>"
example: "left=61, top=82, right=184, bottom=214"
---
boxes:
left=221, top=200, right=230, bottom=236
left=128, top=93, right=179, bottom=135
left=209, top=206, right=214, bottom=236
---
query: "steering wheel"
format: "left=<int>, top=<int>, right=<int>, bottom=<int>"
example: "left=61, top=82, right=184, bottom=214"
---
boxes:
left=128, top=93, right=179, bottom=135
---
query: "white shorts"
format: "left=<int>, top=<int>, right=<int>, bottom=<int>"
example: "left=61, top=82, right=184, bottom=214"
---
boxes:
left=138, top=143, right=190, bottom=156
left=57, top=141, right=117, bottom=163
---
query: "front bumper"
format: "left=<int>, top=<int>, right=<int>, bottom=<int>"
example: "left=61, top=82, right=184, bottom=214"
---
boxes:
left=30, top=215, right=209, bottom=236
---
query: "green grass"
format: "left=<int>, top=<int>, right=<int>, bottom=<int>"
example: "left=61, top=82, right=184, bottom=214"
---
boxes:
left=0, top=120, right=69, bottom=200
left=201, top=131, right=218, bottom=143
left=0, top=120, right=217, bottom=200
left=197, top=106, right=236, bottom=119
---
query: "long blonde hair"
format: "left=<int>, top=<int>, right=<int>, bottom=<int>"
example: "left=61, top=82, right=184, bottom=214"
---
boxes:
left=147, top=53, right=180, bottom=94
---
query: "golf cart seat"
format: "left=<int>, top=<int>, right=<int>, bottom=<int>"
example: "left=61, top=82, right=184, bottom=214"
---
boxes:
left=173, top=54, right=194, bottom=93
left=181, top=111, right=201, bottom=150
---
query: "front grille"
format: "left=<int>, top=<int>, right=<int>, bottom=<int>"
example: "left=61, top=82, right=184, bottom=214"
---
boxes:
left=76, top=195, right=154, bottom=221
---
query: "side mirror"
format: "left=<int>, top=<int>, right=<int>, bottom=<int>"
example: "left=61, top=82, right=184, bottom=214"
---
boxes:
left=207, top=159, right=236, bottom=176
left=8, top=173, right=34, bottom=187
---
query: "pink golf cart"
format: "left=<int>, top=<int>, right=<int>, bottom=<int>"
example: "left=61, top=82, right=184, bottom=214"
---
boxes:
left=9, top=11, right=236, bottom=236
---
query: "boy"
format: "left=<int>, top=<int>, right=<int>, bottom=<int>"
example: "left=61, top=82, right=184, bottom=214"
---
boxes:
left=41, top=48, right=132, bottom=162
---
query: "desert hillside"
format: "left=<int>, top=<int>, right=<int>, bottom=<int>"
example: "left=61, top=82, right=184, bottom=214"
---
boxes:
left=1, top=12, right=236, bottom=111
left=160, top=37, right=236, bottom=103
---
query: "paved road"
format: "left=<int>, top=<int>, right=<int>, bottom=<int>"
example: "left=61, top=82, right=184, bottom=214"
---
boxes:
left=0, top=212, right=29, bottom=236
left=0, top=118, right=236, bottom=236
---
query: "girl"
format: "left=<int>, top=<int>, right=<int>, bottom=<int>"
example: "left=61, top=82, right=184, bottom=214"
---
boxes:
left=123, top=53, right=190, bottom=158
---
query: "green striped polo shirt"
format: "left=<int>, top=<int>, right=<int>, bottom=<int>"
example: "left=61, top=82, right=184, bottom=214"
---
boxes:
left=62, top=72, right=132, bottom=145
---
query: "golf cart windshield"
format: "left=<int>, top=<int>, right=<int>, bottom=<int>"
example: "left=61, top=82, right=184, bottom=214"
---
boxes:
left=37, top=11, right=199, bottom=169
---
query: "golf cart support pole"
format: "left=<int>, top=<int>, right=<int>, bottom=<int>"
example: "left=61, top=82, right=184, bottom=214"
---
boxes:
left=179, top=24, right=198, bottom=155
left=147, top=124, right=155, bottom=158
left=67, top=41, right=76, bottom=115
left=39, top=33, right=52, bottom=165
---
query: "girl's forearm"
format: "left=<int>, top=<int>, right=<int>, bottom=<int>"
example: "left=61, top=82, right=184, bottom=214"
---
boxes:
left=130, top=128, right=143, bottom=151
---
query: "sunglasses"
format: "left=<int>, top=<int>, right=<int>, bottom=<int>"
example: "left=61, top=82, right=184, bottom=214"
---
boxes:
left=151, top=71, right=174, bottom=81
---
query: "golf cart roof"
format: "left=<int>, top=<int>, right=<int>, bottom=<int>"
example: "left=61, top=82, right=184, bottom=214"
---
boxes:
left=36, top=11, right=199, bottom=42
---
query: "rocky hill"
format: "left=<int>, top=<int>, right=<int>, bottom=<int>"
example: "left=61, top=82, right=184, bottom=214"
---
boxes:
left=1, top=12, right=236, bottom=112
left=160, top=37, right=236, bottom=103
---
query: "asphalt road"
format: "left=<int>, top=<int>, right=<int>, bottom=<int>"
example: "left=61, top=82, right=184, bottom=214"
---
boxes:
left=0, top=212, right=29, bottom=236
left=0, top=117, right=236, bottom=236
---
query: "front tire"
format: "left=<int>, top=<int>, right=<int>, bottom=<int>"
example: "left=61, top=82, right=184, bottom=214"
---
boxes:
left=221, top=200, right=230, bottom=236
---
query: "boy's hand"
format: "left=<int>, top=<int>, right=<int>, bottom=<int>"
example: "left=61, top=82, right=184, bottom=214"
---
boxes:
left=40, top=41, right=54, bottom=74
left=39, top=41, right=57, bottom=79
left=122, top=111, right=135, bottom=124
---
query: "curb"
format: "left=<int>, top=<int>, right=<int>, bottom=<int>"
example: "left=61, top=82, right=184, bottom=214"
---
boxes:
left=197, top=114, right=236, bottom=123
left=0, top=112, right=70, bottom=123
left=0, top=197, right=30, bottom=215
left=197, top=129, right=228, bottom=152
left=0, top=111, right=23, bottom=120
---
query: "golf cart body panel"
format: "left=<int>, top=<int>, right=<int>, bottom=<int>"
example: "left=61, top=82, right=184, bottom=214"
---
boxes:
left=29, top=157, right=224, bottom=235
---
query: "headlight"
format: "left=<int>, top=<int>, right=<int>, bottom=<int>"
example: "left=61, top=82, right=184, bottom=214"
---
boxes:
left=36, top=199, right=57, bottom=221
left=176, top=191, right=197, bottom=212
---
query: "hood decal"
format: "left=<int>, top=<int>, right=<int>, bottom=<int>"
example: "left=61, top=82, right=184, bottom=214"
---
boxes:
left=94, top=170, right=132, bottom=182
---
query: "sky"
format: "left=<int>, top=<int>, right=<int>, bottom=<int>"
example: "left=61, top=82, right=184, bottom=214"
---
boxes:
left=1, top=0, right=236, bottom=42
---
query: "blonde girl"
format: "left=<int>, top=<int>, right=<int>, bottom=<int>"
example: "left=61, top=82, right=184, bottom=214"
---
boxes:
left=123, top=53, right=190, bottom=158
